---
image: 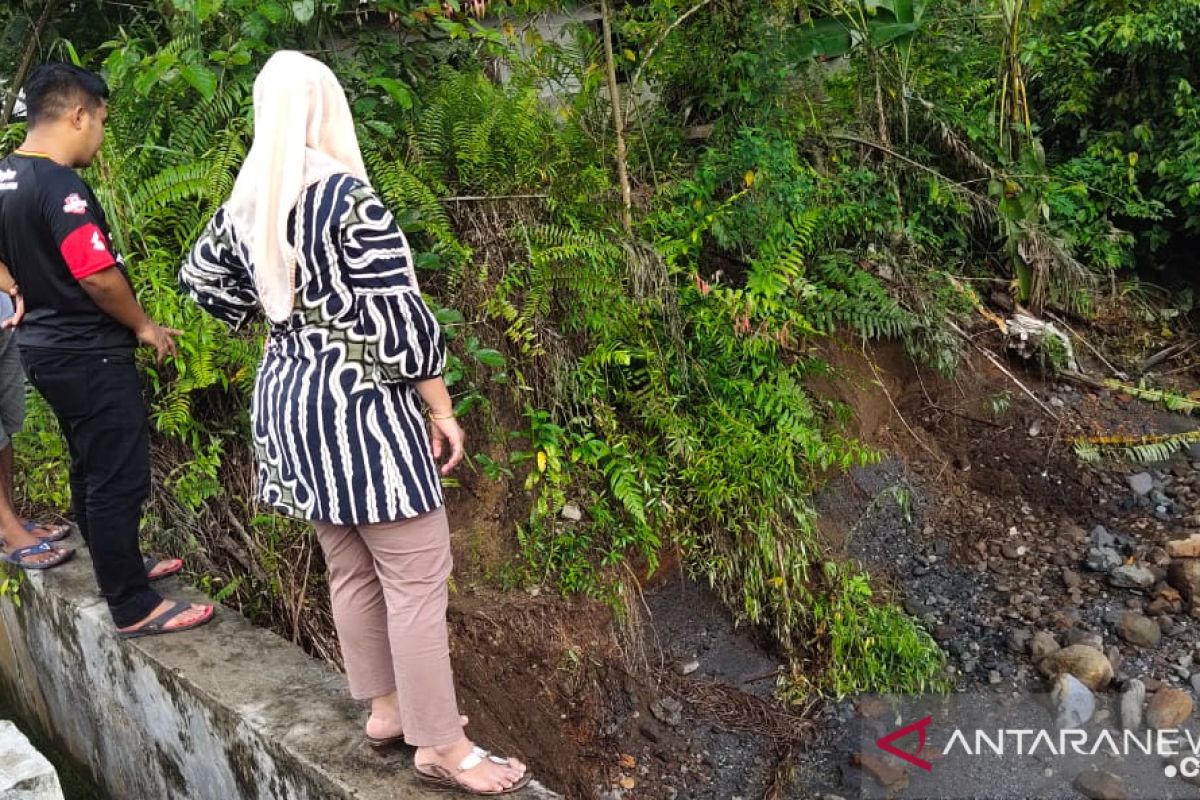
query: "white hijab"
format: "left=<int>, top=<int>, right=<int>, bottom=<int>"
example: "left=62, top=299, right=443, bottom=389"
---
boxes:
left=227, top=51, right=370, bottom=323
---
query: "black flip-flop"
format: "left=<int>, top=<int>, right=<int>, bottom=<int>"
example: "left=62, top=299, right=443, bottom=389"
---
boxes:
left=118, top=600, right=214, bottom=640
left=3, top=541, right=73, bottom=571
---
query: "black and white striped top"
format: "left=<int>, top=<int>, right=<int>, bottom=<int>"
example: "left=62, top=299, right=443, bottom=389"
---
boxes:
left=180, top=174, right=447, bottom=525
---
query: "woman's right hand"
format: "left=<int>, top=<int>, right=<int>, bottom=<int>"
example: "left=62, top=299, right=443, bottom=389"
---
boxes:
left=429, top=416, right=465, bottom=475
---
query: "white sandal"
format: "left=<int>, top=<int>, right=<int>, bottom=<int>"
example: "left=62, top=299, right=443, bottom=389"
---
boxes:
left=414, top=745, right=532, bottom=796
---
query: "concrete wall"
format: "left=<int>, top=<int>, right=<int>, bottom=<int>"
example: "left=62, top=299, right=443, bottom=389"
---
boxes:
left=0, top=720, right=64, bottom=799
left=0, top=551, right=557, bottom=800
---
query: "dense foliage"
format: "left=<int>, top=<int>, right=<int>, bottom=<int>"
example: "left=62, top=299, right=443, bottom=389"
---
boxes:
left=4, top=0, right=1195, bottom=696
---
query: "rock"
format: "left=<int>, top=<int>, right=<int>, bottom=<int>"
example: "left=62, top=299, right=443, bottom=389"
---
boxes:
left=1156, top=585, right=1185, bottom=604
left=851, top=752, right=908, bottom=791
left=1145, top=677, right=1165, bottom=693
left=1107, top=646, right=1123, bottom=673
left=0, top=721, right=62, bottom=800
left=1062, top=522, right=1088, bottom=541
left=650, top=697, right=683, bottom=727
left=1073, top=769, right=1128, bottom=800
left=1149, top=547, right=1173, bottom=567
left=1091, top=525, right=1117, bottom=548
left=1067, top=630, right=1104, bottom=650
left=904, top=598, right=931, bottom=616
left=1147, top=688, right=1194, bottom=729
left=1118, top=613, right=1162, bottom=648
left=1087, top=547, right=1123, bottom=572
left=1129, top=472, right=1156, bottom=496
left=1008, top=629, right=1033, bottom=654
left=989, top=670, right=1002, bottom=685
left=1052, top=674, right=1096, bottom=728
left=934, top=624, right=957, bottom=642
left=1169, top=559, right=1200, bottom=606
left=674, top=659, right=700, bottom=677
left=1169, top=534, right=1200, bottom=559
left=1040, top=645, right=1113, bottom=691
left=1120, top=680, right=1145, bottom=731
left=561, top=502, right=583, bottom=521
left=1148, top=593, right=1183, bottom=616
left=1030, top=631, right=1061, bottom=662
left=1002, top=543, right=1025, bottom=560
left=1110, top=564, right=1156, bottom=590
left=1063, top=568, right=1082, bottom=589
left=638, top=724, right=659, bottom=744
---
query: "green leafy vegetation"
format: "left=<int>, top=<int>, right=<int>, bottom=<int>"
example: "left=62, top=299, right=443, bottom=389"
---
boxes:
left=6, top=0, right=1198, bottom=697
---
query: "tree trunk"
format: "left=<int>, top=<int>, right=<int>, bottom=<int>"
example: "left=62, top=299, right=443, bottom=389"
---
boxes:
left=600, top=0, right=633, bottom=234
left=2, top=0, right=65, bottom=127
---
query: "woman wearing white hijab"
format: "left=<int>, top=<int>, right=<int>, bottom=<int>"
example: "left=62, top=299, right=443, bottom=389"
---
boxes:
left=180, top=52, right=530, bottom=795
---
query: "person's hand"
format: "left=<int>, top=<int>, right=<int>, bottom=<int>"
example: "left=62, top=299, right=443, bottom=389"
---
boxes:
left=428, top=414, right=465, bottom=475
left=136, top=322, right=182, bottom=363
left=2, top=284, right=24, bottom=329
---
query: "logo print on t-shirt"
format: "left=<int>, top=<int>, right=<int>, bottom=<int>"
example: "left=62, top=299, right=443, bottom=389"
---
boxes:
left=63, top=193, right=89, bottom=215
left=0, top=169, right=16, bottom=191
left=91, top=231, right=106, bottom=251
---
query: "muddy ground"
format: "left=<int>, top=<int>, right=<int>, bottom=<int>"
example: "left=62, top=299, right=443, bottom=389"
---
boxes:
left=437, top=328, right=1200, bottom=800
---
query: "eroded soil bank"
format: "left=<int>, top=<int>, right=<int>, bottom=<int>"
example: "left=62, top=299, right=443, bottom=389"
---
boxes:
left=447, top=337, right=1200, bottom=799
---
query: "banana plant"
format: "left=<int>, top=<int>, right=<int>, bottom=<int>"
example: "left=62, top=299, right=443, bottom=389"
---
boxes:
left=789, top=0, right=926, bottom=61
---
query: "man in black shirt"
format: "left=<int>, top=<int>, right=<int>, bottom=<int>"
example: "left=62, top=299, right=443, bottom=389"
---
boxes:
left=0, top=63, right=213, bottom=637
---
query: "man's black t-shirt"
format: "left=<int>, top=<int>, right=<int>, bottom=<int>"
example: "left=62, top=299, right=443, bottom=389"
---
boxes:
left=0, top=152, right=136, bottom=353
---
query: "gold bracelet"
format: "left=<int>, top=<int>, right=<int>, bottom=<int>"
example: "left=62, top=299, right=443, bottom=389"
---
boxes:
left=428, top=411, right=456, bottom=421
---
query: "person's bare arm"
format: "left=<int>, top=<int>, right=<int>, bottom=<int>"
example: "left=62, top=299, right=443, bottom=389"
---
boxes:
left=414, top=376, right=465, bottom=474
left=0, top=259, right=23, bottom=329
left=79, top=267, right=180, bottom=362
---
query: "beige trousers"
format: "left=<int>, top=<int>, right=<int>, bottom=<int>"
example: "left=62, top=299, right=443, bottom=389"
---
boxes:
left=313, top=506, right=462, bottom=747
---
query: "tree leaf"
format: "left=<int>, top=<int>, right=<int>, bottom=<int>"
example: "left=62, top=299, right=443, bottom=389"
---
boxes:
left=367, top=77, right=414, bottom=110
left=291, top=0, right=315, bottom=24
left=473, top=348, right=506, bottom=368
left=180, top=63, right=217, bottom=100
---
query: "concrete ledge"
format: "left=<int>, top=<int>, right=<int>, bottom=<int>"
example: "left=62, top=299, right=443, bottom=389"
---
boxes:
left=0, top=549, right=558, bottom=800
left=0, top=719, right=63, bottom=799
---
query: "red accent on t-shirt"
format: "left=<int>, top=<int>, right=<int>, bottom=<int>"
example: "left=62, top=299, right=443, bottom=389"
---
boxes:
left=59, top=223, right=116, bottom=280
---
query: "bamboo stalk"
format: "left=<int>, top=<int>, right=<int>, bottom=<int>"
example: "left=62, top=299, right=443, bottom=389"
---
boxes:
left=600, top=0, right=633, bottom=234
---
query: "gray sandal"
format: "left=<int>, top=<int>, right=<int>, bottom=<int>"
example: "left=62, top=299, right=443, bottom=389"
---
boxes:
left=415, top=746, right=531, bottom=796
